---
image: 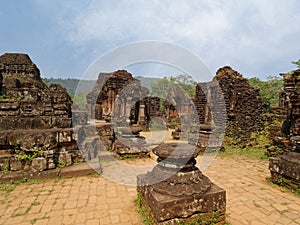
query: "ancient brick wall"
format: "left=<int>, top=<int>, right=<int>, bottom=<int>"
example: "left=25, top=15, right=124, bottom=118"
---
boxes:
left=0, top=53, right=83, bottom=173
left=0, top=53, right=43, bottom=89
left=194, top=66, right=265, bottom=143
left=269, top=69, right=300, bottom=187
left=215, top=66, right=265, bottom=140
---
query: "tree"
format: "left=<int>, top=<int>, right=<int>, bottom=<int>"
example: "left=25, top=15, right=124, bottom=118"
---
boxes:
left=73, top=92, right=88, bottom=110
left=150, top=74, right=197, bottom=111
left=150, top=74, right=197, bottom=98
left=248, top=76, right=283, bottom=110
left=150, top=77, right=171, bottom=99
left=150, top=77, right=171, bottom=111
left=170, top=74, right=197, bottom=98
left=292, top=59, right=300, bottom=69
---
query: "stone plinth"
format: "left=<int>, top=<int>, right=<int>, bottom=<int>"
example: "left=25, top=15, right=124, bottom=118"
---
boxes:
left=269, top=152, right=300, bottom=188
left=137, top=143, right=226, bottom=224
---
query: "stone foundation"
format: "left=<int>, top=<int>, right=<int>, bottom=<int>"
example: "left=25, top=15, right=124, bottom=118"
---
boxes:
left=137, top=179, right=226, bottom=224
left=0, top=129, right=83, bottom=172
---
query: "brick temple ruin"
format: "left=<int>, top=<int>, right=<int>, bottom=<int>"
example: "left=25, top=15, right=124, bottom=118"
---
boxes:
left=269, top=69, right=300, bottom=188
left=86, top=70, right=191, bottom=129
left=85, top=67, right=266, bottom=156
left=0, top=53, right=83, bottom=173
left=86, top=70, right=195, bottom=157
left=190, top=66, right=266, bottom=151
left=216, top=67, right=265, bottom=140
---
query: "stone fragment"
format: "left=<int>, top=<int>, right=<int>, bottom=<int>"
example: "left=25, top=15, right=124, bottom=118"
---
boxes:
left=31, top=157, right=47, bottom=172
left=9, top=158, right=23, bottom=171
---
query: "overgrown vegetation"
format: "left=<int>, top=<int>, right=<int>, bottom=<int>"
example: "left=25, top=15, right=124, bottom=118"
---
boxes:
left=0, top=95, right=21, bottom=101
left=134, top=192, right=155, bottom=225
left=149, top=74, right=197, bottom=111
left=72, top=91, right=88, bottom=109
left=16, top=148, right=44, bottom=162
left=221, top=129, right=270, bottom=160
left=248, top=75, right=283, bottom=110
left=150, top=74, right=197, bottom=99
left=267, top=178, right=300, bottom=196
left=56, top=160, right=67, bottom=168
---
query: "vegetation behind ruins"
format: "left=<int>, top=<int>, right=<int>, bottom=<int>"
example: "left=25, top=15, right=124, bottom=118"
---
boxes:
left=45, top=74, right=286, bottom=112
left=248, top=75, right=283, bottom=110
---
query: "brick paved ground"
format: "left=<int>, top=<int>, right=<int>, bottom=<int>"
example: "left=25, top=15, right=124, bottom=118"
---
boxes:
left=0, top=155, right=299, bottom=225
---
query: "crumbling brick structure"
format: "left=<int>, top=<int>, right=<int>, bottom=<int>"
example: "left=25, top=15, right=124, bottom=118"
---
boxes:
left=86, top=70, right=141, bottom=121
left=269, top=69, right=300, bottom=188
left=86, top=70, right=193, bottom=156
left=87, top=70, right=191, bottom=128
left=193, top=66, right=265, bottom=146
left=86, top=70, right=152, bottom=157
left=0, top=53, right=83, bottom=173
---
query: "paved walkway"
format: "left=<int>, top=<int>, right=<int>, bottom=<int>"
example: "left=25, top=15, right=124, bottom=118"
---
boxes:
left=0, top=155, right=299, bottom=225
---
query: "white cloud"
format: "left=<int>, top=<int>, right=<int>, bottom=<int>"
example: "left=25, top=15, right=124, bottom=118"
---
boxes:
left=61, top=0, right=232, bottom=46
left=34, top=0, right=300, bottom=78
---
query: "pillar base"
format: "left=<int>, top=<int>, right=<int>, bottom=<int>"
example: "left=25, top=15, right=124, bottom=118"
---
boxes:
left=137, top=174, right=226, bottom=224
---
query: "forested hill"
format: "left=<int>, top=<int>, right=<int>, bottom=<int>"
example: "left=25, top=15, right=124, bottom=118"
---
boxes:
left=43, top=75, right=284, bottom=111
left=43, top=77, right=159, bottom=109
left=43, top=77, right=159, bottom=95
left=43, top=78, right=95, bottom=95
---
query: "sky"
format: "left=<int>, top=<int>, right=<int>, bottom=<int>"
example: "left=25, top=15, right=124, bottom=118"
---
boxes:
left=0, top=0, right=300, bottom=81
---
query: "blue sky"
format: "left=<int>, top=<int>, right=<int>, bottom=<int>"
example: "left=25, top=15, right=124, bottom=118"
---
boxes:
left=1, top=0, right=300, bottom=80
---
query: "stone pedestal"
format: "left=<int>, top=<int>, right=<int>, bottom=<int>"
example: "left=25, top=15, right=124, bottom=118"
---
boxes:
left=269, top=152, right=300, bottom=188
left=137, top=143, right=226, bottom=224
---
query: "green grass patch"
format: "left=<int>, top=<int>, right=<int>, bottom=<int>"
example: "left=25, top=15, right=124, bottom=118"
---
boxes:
left=267, top=179, right=300, bottom=196
left=134, top=192, right=155, bottom=225
left=220, top=132, right=270, bottom=160
left=0, top=178, right=38, bottom=196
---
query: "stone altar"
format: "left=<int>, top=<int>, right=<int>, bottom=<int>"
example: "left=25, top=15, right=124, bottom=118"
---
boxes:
left=137, top=143, right=226, bottom=224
